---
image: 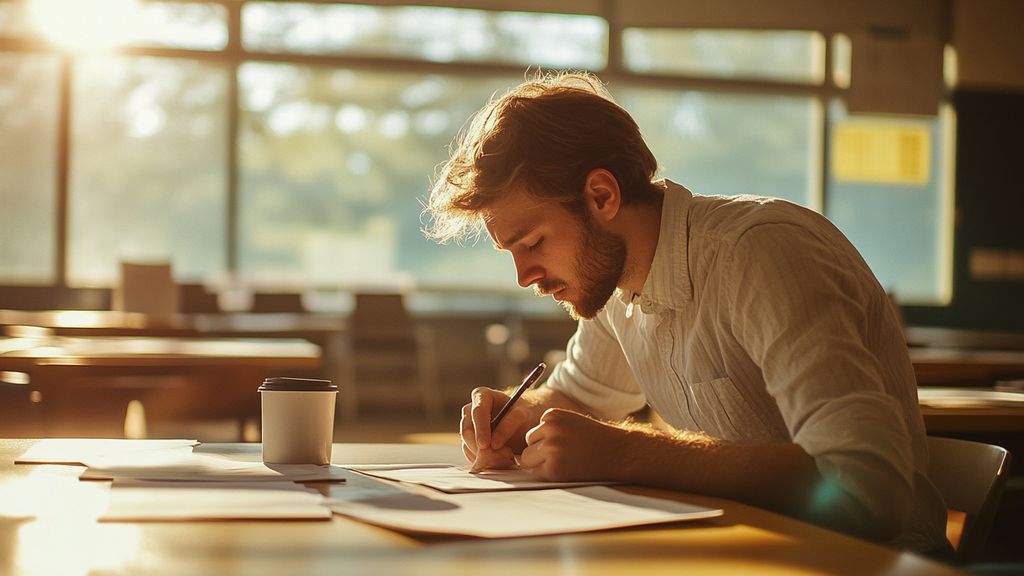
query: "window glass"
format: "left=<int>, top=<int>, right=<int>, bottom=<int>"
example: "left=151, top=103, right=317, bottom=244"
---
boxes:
left=825, top=100, right=953, bottom=304
left=0, top=53, right=59, bottom=283
left=23, top=1, right=226, bottom=51
left=0, top=1, right=33, bottom=38
left=623, top=28, right=824, bottom=84
left=68, top=55, right=229, bottom=286
left=238, top=63, right=518, bottom=289
left=243, top=3, right=607, bottom=69
left=615, top=85, right=820, bottom=208
left=129, top=2, right=228, bottom=50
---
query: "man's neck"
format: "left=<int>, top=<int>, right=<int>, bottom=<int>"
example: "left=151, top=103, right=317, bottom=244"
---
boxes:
left=616, top=191, right=664, bottom=295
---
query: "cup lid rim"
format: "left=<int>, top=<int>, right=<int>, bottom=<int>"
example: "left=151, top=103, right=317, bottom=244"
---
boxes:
left=259, top=377, right=337, bottom=391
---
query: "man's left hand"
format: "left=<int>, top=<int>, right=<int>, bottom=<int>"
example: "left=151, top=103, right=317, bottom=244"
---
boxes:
left=518, top=408, right=633, bottom=482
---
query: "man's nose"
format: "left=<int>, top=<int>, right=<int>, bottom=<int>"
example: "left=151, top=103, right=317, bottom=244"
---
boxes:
left=513, top=254, right=543, bottom=288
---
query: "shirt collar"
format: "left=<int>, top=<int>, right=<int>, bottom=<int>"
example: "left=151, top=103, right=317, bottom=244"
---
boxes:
left=616, top=179, right=694, bottom=315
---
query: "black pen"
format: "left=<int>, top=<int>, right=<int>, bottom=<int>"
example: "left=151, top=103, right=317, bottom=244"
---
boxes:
left=490, top=362, right=547, bottom=431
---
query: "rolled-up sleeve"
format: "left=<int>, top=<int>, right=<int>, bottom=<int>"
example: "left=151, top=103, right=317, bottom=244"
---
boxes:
left=544, top=314, right=647, bottom=421
left=726, top=222, right=915, bottom=536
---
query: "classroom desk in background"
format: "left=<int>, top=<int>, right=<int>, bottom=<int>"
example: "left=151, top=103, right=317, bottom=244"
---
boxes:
left=0, top=309, right=348, bottom=339
left=910, top=347, right=1024, bottom=387
left=0, top=337, right=321, bottom=437
left=0, top=439, right=965, bottom=576
left=920, top=405, right=1024, bottom=433
left=0, top=309, right=198, bottom=337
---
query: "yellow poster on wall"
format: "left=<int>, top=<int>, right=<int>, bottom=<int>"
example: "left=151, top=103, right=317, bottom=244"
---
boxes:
left=832, top=123, right=931, bottom=185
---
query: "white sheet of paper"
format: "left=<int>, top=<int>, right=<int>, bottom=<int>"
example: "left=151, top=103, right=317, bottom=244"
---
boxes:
left=917, top=387, right=1024, bottom=408
left=82, top=451, right=348, bottom=482
left=345, top=464, right=611, bottom=493
left=16, top=439, right=199, bottom=465
left=102, top=480, right=331, bottom=521
left=329, top=485, right=722, bottom=538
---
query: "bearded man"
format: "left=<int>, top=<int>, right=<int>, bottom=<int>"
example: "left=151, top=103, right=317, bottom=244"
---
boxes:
left=423, top=72, right=949, bottom=555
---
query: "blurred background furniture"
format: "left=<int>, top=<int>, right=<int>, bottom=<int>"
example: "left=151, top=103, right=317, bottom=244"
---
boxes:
left=341, top=292, right=442, bottom=422
left=0, top=335, right=321, bottom=439
left=927, top=436, right=1012, bottom=563
left=113, top=262, right=179, bottom=317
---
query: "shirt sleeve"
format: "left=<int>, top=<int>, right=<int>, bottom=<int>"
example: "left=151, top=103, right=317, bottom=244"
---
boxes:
left=725, top=222, right=916, bottom=536
left=544, top=313, right=647, bottom=420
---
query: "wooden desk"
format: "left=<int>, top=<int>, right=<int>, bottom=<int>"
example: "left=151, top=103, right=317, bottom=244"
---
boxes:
left=0, top=309, right=348, bottom=340
left=0, top=337, right=321, bottom=437
left=0, top=309, right=198, bottom=337
left=0, top=440, right=962, bottom=576
left=910, top=347, right=1024, bottom=387
left=921, top=405, right=1024, bottom=433
left=0, top=310, right=349, bottom=409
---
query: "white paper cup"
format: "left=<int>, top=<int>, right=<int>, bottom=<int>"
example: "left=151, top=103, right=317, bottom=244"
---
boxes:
left=259, top=377, right=338, bottom=465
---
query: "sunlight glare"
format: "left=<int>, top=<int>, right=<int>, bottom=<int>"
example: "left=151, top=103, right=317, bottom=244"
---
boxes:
left=29, top=0, right=141, bottom=51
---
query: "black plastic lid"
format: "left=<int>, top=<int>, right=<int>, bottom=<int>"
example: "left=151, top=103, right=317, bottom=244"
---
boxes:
left=258, top=377, right=337, bottom=392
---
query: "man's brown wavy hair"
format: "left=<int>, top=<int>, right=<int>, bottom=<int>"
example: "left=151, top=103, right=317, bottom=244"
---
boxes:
left=423, top=72, right=660, bottom=244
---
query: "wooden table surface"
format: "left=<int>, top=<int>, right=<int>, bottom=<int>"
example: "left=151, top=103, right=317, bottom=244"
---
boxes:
left=0, top=440, right=964, bottom=576
left=0, top=338, right=322, bottom=438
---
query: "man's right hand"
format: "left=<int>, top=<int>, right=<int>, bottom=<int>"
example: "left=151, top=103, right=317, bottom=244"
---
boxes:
left=460, top=386, right=534, bottom=471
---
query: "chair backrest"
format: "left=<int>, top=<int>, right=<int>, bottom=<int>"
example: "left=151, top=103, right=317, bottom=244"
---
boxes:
left=926, top=435, right=1012, bottom=562
left=350, top=292, right=415, bottom=345
left=113, top=262, right=179, bottom=316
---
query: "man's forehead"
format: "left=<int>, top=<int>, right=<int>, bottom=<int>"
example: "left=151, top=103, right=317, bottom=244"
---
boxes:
left=482, top=197, right=547, bottom=250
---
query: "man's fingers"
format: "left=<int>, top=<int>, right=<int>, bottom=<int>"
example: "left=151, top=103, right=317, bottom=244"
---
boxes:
left=518, top=441, right=545, bottom=471
left=459, top=403, right=477, bottom=453
left=524, top=419, right=549, bottom=446
left=462, top=440, right=476, bottom=464
left=471, top=446, right=516, bottom=472
left=490, top=406, right=528, bottom=450
left=470, top=388, right=494, bottom=449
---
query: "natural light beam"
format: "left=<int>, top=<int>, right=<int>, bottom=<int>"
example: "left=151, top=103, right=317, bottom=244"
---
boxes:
left=29, top=0, right=141, bottom=51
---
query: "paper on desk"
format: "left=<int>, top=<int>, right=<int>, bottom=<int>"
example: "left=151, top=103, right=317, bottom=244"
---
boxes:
left=82, top=451, right=348, bottom=482
left=16, top=438, right=199, bottom=465
left=328, top=485, right=722, bottom=538
left=102, top=480, right=331, bottom=521
left=345, top=464, right=612, bottom=493
left=918, top=387, right=1024, bottom=408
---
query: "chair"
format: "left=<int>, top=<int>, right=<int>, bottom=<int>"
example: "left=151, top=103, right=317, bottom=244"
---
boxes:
left=113, top=261, right=179, bottom=316
left=341, top=292, right=442, bottom=422
left=927, top=436, right=1012, bottom=562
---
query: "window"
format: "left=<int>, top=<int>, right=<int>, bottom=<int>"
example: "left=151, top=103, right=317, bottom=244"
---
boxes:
left=623, top=29, right=825, bottom=84
left=25, top=1, right=227, bottom=51
left=826, top=100, right=953, bottom=304
left=616, top=86, right=820, bottom=208
left=238, top=64, right=515, bottom=288
left=0, top=0, right=955, bottom=311
left=0, top=2, right=33, bottom=38
left=0, top=53, right=59, bottom=283
left=243, top=2, right=607, bottom=68
left=67, top=56, right=229, bottom=286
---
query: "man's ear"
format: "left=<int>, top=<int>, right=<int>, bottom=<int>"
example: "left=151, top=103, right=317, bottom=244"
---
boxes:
left=583, top=168, right=622, bottom=223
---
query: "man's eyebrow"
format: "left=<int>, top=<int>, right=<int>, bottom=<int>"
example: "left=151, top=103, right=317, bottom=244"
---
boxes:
left=493, top=226, right=535, bottom=251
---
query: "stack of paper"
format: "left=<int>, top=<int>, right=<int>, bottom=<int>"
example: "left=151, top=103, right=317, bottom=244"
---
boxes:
left=16, top=438, right=198, bottom=465
left=328, top=484, right=722, bottom=538
left=15, top=439, right=340, bottom=522
left=82, top=451, right=349, bottom=483
left=345, top=463, right=611, bottom=493
left=331, top=463, right=723, bottom=538
left=918, top=387, right=1024, bottom=408
left=102, top=480, right=330, bottom=521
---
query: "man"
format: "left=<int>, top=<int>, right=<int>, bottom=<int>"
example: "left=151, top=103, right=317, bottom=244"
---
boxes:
left=424, top=73, right=949, bottom=553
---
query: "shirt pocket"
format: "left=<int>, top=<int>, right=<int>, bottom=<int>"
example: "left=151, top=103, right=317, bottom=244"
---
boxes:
left=689, top=376, right=777, bottom=442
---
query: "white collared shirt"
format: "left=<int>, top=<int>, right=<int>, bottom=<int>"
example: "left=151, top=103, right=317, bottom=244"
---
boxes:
left=545, top=179, right=947, bottom=551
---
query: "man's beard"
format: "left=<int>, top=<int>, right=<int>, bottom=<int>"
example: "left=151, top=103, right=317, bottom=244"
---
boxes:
left=537, top=215, right=626, bottom=320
